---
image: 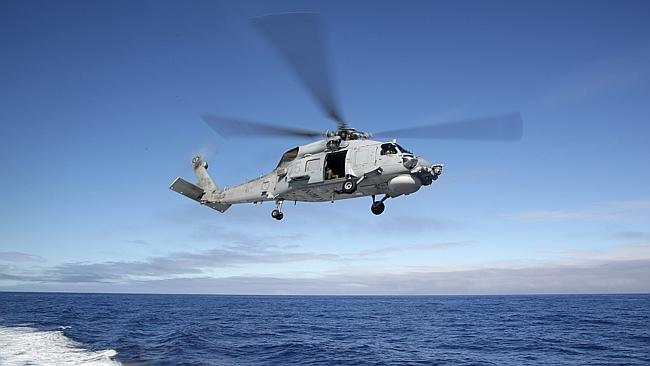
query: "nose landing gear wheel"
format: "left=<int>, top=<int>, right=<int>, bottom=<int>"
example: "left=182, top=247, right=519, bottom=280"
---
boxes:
left=341, top=177, right=357, bottom=194
left=271, top=209, right=284, bottom=220
left=371, top=202, right=385, bottom=215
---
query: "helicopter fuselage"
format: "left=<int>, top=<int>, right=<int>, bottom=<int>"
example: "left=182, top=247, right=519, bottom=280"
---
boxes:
left=212, top=139, right=442, bottom=205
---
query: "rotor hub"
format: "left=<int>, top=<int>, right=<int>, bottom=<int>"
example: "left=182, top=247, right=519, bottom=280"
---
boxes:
left=333, top=128, right=369, bottom=141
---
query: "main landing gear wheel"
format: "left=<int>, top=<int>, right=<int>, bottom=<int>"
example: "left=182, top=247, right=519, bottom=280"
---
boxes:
left=272, top=199, right=284, bottom=220
left=370, top=194, right=389, bottom=215
left=271, top=209, right=284, bottom=220
left=371, top=202, right=385, bottom=215
left=341, top=177, right=357, bottom=194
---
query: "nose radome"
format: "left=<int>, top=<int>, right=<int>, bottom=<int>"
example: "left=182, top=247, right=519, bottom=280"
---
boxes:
left=388, top=174, right=422, bottom=196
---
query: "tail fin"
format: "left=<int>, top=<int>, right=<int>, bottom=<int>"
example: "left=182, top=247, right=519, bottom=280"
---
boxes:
left=192, top=156, right=219, bottom=192
left=169, top=156, right=231, bottom=213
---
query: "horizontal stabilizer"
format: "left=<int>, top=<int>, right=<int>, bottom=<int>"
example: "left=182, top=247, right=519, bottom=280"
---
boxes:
left=169, top=177, right=231, bottom=213
left=170, top=177, right=204, bottom=201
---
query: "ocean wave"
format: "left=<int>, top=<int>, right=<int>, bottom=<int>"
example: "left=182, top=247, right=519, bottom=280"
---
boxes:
left=0, top=326, right=121, bottom=366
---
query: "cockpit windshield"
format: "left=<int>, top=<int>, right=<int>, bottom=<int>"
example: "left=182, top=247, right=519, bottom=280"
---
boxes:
left=276, top=147, right=299, bottom=168
left=395, top=143, right=412, bottom=155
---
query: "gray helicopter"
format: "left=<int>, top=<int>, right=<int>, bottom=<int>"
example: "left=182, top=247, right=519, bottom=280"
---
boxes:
left=170, top=13, right=522, bottom=220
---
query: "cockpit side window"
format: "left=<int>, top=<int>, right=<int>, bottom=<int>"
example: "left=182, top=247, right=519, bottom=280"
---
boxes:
left=276, top=147, right=299, bottom=168
left=380, top=143, right=398, bottom=155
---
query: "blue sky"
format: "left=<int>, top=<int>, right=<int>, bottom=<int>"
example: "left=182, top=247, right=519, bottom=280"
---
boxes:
left=1, top=0, right=649, bottom=294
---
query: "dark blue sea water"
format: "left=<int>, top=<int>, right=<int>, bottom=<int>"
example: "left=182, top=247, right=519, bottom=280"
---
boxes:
left=0, top=293, right=648, bottom=365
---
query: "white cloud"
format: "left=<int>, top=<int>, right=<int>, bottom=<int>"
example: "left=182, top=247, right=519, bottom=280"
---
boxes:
left=1, top=243, right=648, bottom=295
left=352, top=242, right=468, bottom=257
left=562, top=242, right=650, bottom=263
left=510, top=199, right=650, bottom=222
left=0, top=252, right=45, bottom=263
left=3, top=259, right=648, bottom=295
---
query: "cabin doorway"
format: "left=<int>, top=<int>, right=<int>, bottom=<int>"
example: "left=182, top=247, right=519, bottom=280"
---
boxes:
left=324, top=151, right=347, bottom=180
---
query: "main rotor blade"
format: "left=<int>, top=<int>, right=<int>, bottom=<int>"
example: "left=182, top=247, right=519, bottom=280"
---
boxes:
left=372, top=112, right=524, bottom=141
left=201, top=114, right=323, bottom=139
left=252, top=13, right=347, bottom=129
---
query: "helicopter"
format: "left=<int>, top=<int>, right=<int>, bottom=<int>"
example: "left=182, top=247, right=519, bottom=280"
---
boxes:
left=170, top=13, right=523, bottom=220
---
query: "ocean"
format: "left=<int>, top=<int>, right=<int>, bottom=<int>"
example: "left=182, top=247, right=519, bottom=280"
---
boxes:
left=0, top=293, right=648, bottom=365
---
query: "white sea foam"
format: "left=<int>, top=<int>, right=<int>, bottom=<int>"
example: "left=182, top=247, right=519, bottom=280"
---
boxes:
left=0, top=326, right=121, bottom=366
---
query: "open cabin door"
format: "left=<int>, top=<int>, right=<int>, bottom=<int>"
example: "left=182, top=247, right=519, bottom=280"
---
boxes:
left=324, top=150, right=347, bottom=181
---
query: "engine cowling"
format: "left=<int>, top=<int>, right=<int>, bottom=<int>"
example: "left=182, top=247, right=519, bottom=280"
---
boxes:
left=387, top=174, right=422, bottom=197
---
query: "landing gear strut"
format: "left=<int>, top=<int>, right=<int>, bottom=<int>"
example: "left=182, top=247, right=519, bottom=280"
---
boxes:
left=272, top=199, right=284, bottom=220
left=371, top=195, right=389, bottom=215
